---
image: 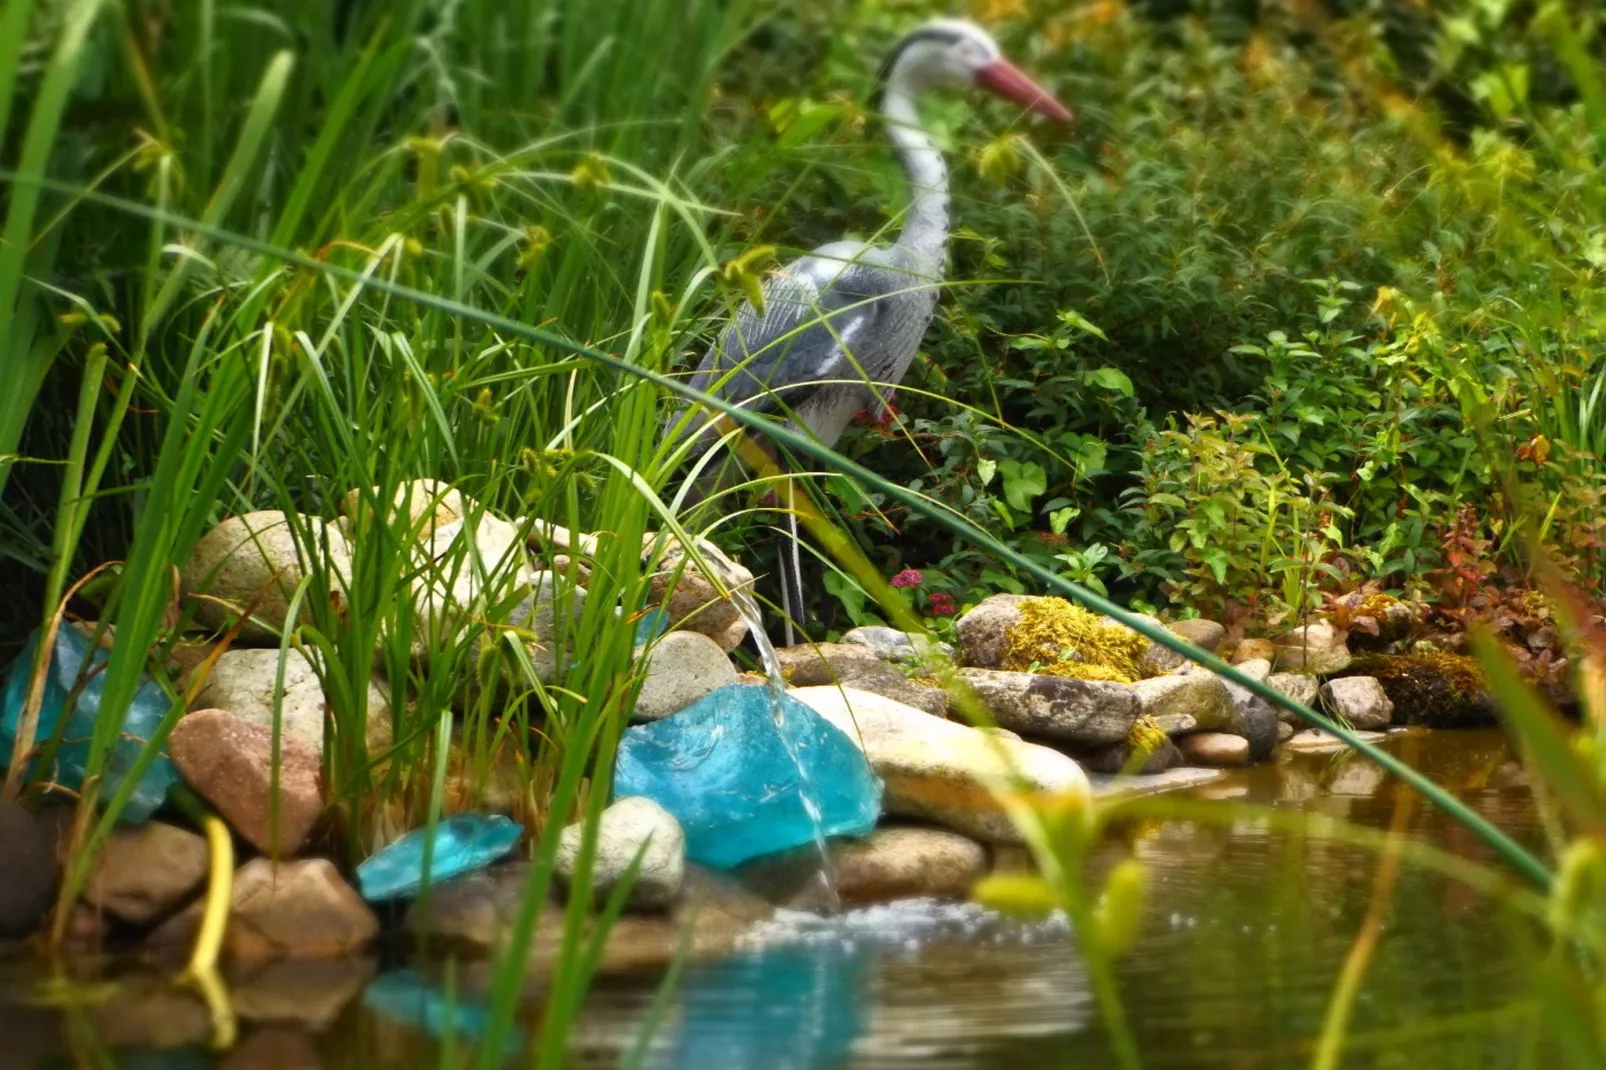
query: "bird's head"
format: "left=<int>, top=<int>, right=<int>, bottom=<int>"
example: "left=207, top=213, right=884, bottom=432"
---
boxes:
left=879, top=18, right=1072, bottom=124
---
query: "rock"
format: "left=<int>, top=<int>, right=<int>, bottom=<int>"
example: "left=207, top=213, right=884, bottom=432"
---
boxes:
left=2, top=625, right=179, bottom=823
left=194, top=647, right=390, bottom=757
left=0, top=798, right=56, bottom=938
left=1080, top=736, right=1182, bottom=775
left=1169, top=618, right=1227, bottom=653
left=1147, top=714, right=1195, bottom=737
left=220, top=1026, right=323, bottom=1070
left=614, top=685, right=881, bottom=868
left=789, top=686, right=1089, bottom=844
left=954, top=594, right=1029, bottom=668
left=357, top=814, right=524, bottom=902
left=230, top=956, right=376, bottom=1030
left=556, top=797, right=684, bottom=911
left=1274, top=622, right=1352, bottom=675
left=412, top=512, right=537, bottom=650
left=1328, top=759, right=1388, bottom=797
left=956, top=668, right=1135, bottom=744
left=1230, top=638, right=1274, bottom=664
left=1130, top=673, right=1231, bottom=729
left=1177, top=732, right=1250, bottom=767
left=631, top=631, right=739, bottom=720
left=1136, top=615, right=1223, bottom=676
left=1342, top=652, right=1496, bottom=728
left=169, top=709, right=324, bottom=857
left=1214, top=659, right=1278, bottom=761
left=511, top=570, right=588, bottom=647
left=1283, top=728, right=1386, bottom=753
left=1088, top=767, right=1225, bottom=799
left=646, top=538, right=755, bottom=648
left=82, top=821, right=210, bottom=925
left=183, top=511, right=351, bottom=641
left=840, top=626, right=954, bottom=666
left=151, top=858, right=378, bottom=961
left=1320, top=676, right=1394, bottom=729
left=1276, top=721, right=1295, bottom=743
left=343, top=478, right=466, bottom=539
left=780, top=645, right=948, bottom=718
left=737, top=825, right=987, bottom=910
left=408, top=862, right=771, bottom=973
left=1267, top=672, right=1320, bottom=723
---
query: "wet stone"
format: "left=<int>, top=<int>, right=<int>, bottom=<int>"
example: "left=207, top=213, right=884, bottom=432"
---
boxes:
left=736, top=825, right=988, bottom=911
left=83, top=821, right=210, bottom=926
left=151, top=858, right=378, bottom=962
left=1178, top=732, right=1251, bottom=767
left=1320, top=676, right=1395, bottom=730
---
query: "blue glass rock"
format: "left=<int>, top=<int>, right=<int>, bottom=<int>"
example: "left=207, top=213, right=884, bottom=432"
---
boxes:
left=633, top=607, right=671, bottom=645
left=0, top=626, right=178, bottom=823
left=363, top=969, right=521, bottom=1055
left=614, top=684, right=882, bottom=868
left=357, top=813, right=524, bottom=902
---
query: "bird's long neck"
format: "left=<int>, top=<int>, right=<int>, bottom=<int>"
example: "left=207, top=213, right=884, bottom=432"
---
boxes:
left=879, top=80, right=949, bottom=276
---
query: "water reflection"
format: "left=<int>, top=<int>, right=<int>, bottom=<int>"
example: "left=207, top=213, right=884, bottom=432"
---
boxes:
left=0, top=730, right=1555, bottom=1069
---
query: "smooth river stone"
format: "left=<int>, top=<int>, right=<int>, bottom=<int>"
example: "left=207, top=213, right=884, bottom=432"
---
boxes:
left=956, top=668, right=1135, bottom=744
left=614, top=685, right=882, bottom=869
left=789, top=686, right=1089, bottom=845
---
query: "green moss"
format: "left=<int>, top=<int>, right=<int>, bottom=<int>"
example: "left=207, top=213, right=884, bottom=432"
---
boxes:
left=1348, top=652, right=1494, bottom=728
left=1002, top=597, right=1146, bottom=684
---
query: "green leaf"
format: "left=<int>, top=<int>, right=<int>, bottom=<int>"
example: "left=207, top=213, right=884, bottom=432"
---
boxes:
left=1085, top=367, right=1134, bottom=397
left=1050, top=506, right=1078, bottom=535
left=976, top=456, right=997, bottom=487
left=999, top=459, right=1046, bottom=511
left=823, top=569, right=870, bottom=626
left=1056, top=308, right=1108, bottom=341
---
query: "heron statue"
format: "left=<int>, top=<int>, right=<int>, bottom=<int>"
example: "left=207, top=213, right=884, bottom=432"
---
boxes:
left=666, top=18, right=1072, bottom=644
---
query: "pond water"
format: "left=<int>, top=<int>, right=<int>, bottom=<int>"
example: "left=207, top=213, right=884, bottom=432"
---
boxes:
left=1, top=729, right=1548, bottom=1069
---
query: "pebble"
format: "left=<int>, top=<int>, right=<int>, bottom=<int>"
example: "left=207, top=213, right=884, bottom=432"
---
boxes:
left=83, top=821, right=210, bottom=926
left=1177, top=731, right=1250, bottom=767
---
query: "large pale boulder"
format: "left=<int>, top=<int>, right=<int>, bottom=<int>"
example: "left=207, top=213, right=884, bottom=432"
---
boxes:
left=1130, top=673, right=1231, bottom=729
left=956, top=668, right=1135, bottom=744
left=411, top=513, right=536, bottom=650
left=192, top=648, right=390, bottom=757
left=1274, top=622, right=1352, bottom=675
left=1320, top=676, right=1394, bottom=729
left=789, top=686, right=1089, bottom=844
left=183, top=512, right=351, bottom=642
left=342, top=478, right=466, bottom=539
left=556, top=797, right=684, bottom=911
left=631, top=631, right=739, bottom=721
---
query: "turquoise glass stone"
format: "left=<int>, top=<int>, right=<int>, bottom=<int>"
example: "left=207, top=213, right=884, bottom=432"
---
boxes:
left=614, top=684, right=882, bottom=868
left=357, top=813, right=524, bottom=901
left=0, top=626, right=178, bottom=823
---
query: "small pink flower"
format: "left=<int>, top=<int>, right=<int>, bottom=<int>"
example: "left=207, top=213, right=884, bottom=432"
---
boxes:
left=927, top=592, right=957, bottom=616
left=889, top=568, right=923, bottom=589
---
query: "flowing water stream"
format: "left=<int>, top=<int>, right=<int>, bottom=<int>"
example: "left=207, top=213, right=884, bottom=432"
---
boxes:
left=728, top=588, right=842, bottom=913
left=0, top=729, right=1552, bottom=1068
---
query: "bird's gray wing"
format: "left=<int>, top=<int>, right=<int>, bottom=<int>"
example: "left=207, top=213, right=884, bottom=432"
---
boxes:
left=677, top=245, right=907, bottom=437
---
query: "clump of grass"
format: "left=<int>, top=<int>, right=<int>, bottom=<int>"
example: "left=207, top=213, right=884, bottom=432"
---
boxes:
left=1002, top=597, right=1146, bottom=683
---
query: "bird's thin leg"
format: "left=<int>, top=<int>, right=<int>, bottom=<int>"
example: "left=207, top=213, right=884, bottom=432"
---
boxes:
left=778, top=480, right=805, bottom=647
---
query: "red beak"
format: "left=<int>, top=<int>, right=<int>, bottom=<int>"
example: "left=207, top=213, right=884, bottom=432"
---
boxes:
left=976, top=59, right=1073, bottom=124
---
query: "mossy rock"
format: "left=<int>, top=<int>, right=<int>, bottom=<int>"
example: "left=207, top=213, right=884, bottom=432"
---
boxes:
left=1342, top=652, right=1495, bottom=728
left=1000, top=598, right=1147, bottom=684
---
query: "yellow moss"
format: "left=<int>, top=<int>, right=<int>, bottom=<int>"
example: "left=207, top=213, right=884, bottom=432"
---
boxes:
left=1002, top=597, right=1146, bottom=684
left=1127, top=715, right=1168, bottom=755
left=1349, top=651, right=1492, bottom=728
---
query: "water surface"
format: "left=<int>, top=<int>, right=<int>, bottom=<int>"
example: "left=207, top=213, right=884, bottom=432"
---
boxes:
left=1, top=729, right=1548, bottom=1068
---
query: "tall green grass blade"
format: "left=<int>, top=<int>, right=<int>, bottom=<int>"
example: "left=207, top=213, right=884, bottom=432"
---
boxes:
left=0, top=0, right=112, bottom=502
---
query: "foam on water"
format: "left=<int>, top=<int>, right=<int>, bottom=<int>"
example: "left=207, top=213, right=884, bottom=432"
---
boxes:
left=740, top=897, right=1072, bottom=956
